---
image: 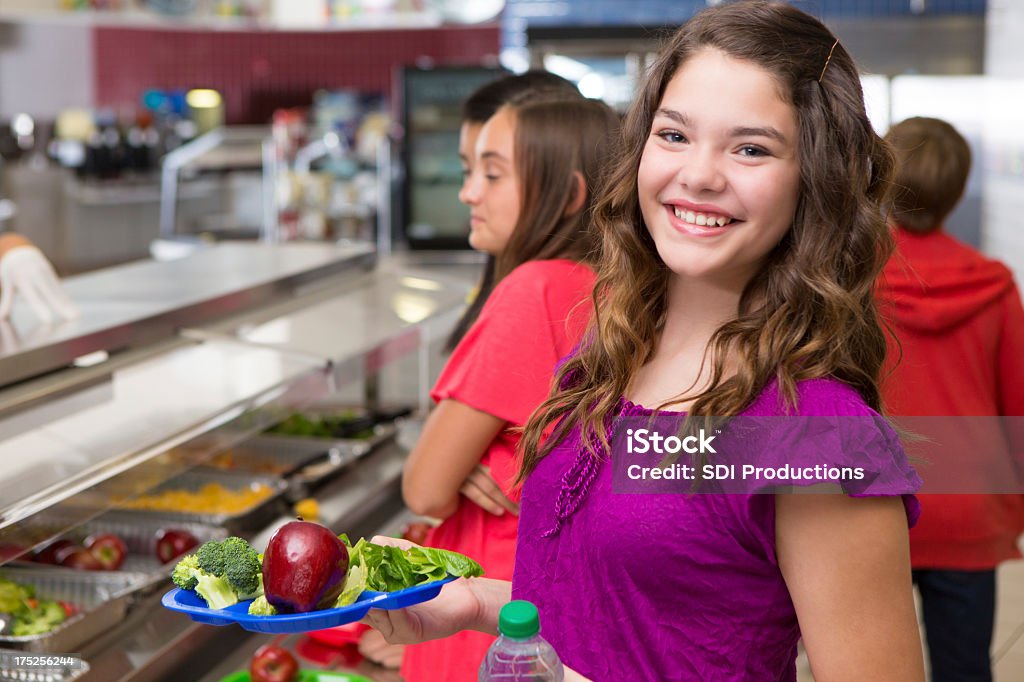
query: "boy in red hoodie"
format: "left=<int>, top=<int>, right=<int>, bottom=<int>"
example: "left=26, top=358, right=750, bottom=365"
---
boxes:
left=879, top=116, right=1024, bottom=682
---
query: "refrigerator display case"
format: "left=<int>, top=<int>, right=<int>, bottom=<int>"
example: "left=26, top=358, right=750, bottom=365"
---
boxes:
left=398, top=65, right=507, bottom=250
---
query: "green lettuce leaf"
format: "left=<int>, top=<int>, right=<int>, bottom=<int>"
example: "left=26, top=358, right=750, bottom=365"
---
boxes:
left=334, top=562, right=367, bottom=608
left=411, top=547, right=484, bottom=579
left=343, top=538, right=483, bottom=592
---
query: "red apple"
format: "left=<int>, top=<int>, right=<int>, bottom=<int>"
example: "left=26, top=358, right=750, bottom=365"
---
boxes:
left=262, top=520, right=348, bottom=613
left=249, top=644, right=299, bottom=682
left=57, top=546, right=103, bottom=570
left=0, top=543, right=27, bottom=563
left=32, top=539, right=75, bottom=565
left=402, top=521, right=431, bottom=546
left=85, top=533, right=127, bottom=570
left=154, top=528, right=199, bottom=563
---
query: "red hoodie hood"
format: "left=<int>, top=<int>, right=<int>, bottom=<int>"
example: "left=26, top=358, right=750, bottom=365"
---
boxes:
left=878, top=228, right=1015, bottom=333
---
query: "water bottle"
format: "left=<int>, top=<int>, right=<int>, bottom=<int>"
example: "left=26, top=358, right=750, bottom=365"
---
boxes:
left=479, top=600, right=564, bottom=681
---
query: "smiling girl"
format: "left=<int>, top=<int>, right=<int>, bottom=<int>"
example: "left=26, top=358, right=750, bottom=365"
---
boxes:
left=367, top=3, right=924, bottom=680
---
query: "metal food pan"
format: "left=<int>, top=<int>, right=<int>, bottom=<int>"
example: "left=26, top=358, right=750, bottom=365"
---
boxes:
left=112, top=470, right=289, bottom=536
left=0, top=567, right=150, bottom=654
left=0, top=648, right=90, bottom=681
left=197, top=438, right=327, bottom=477
left=249, top=422, right=398, bottom=501
left=255, top=421, right=398, bottom=460
left=261, top=405, right=391, bottom=439
left=258, top=404, right=407, bottom=456
left=28, top=515, right=229, bottom=576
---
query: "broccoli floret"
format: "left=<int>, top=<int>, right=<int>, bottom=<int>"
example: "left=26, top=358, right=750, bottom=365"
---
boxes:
left=171, top=538, right=264, bottom=608
left=0, top=578, right=32, bottom=616
left=196, top=541, right=227, bottom=576
left=220, top=536, right=250, bottom=556
left=247, top=595, right=277, bottom=616
left=10, top=599, right=66, bottom=637
left=172, top=555, right=200, bottom=591
left=33, top=600, right=65, bottom=626
left=194, top=572, right=239, bottom=610
left=223, top=538, right=262, bottom=597
left=171, top=556, right=238, bottom=610
left=11, top=617, right=56, bottom=637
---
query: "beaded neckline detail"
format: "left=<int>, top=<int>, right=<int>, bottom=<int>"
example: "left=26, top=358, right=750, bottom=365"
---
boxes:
left=540, top=398, right=682, bottom=537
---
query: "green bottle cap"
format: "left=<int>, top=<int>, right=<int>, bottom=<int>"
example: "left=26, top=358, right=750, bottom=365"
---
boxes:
left=498, top=600, right=540, bottom=639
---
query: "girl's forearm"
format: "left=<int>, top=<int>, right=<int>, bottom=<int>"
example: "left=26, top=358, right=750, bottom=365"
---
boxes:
left=402, top=400, right=506, bottom=518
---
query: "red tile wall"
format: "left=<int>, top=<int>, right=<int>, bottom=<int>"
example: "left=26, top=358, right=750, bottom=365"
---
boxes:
left=94, top=25, right=501, bottom=123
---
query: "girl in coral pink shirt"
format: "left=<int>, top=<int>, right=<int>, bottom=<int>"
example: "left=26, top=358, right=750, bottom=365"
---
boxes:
left=399, top=98, right=619, bottom=682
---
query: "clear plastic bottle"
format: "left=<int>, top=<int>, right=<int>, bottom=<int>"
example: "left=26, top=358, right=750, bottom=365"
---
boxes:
left=479, top=600, right=564, bottom=682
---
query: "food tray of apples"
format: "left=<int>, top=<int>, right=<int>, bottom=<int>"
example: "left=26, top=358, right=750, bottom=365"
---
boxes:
left=20, top=514, right=227, bottom=579
left=0, top=566, right=151, bottom=653
left=114, top=470, right=290, bottom=536
left=161, top=521, right=481, bottom=635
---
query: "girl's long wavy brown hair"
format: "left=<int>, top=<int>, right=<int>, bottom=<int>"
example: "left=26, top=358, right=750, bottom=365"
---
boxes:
left=519, top=0, right=896, bottom=480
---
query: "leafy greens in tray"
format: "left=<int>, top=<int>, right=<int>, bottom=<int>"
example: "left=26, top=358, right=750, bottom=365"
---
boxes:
left=343, top=535, right=483, bottom=594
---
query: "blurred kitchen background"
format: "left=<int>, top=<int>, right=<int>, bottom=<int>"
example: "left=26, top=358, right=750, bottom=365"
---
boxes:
left=0, top=0, right=1020, bottom=278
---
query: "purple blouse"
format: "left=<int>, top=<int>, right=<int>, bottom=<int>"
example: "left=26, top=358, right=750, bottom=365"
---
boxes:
left=512, top=378, right=921, bottom=681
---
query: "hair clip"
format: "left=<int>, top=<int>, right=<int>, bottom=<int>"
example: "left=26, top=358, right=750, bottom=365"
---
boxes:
left=818, top=38, right=840, bottom=83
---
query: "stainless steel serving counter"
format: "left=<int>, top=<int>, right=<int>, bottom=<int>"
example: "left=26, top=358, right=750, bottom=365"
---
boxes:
left=0, top=243, right=471, bottom=551
left=0, top=241, right=376, bottom=389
